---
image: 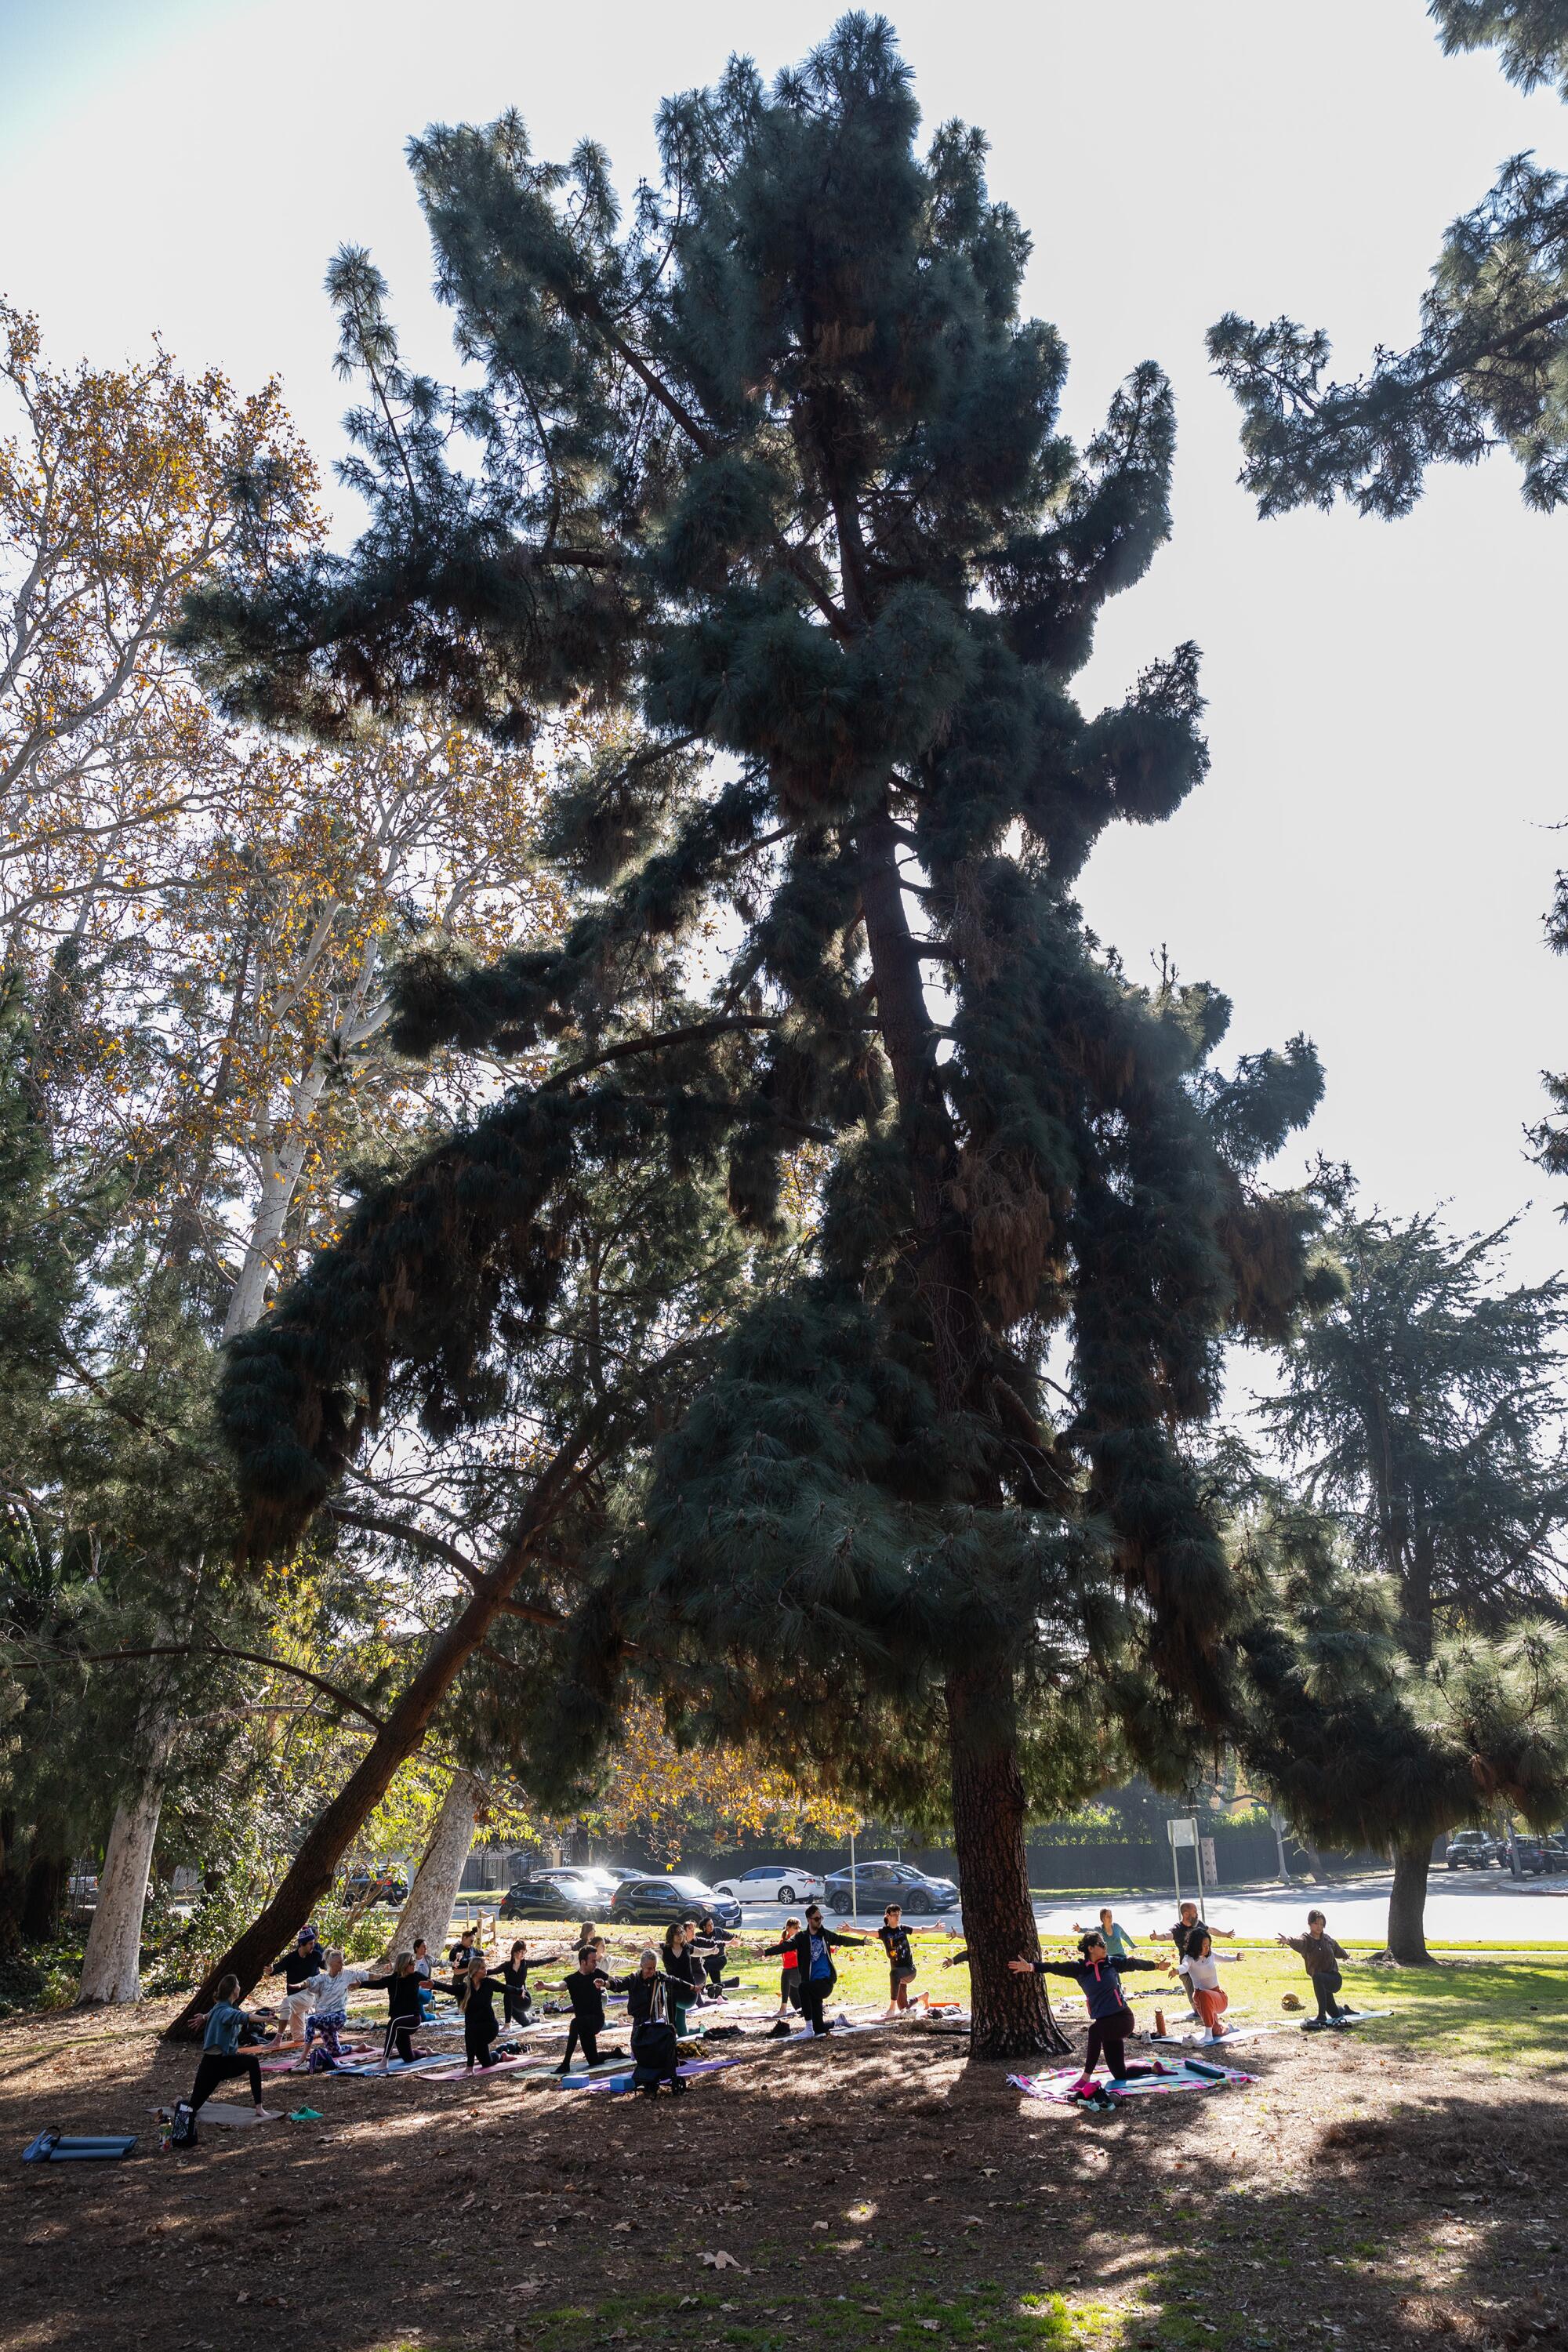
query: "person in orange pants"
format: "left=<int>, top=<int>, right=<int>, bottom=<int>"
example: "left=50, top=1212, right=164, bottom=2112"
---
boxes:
left=1184, top=1929, right=1243, bottom=2038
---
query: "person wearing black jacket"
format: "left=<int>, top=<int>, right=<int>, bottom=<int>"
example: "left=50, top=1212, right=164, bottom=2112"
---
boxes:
left=660, top=1924, right=705, bottom=2035
left=558, top=1948, right=614, bottom=2073
left=768, top=1906, right=869, bottom=2037
left=267, top=1924, right=326, bottom=2049
left=1009, top=1932, right=1176, bottom=2103
left=612, top=1949, right=690, bottom=2096
left=690, top=1913, right=733, bottom=1998
left=430, top=1953, right=505, bottom=2070
left=364, top=1951, right=426, bottom=2069
left=878, top=1904, right=918, bottom=2016
left=494, top=1937, right=568, bottom=2029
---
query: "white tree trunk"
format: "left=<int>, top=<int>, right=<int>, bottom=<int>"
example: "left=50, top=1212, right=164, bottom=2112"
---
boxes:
left=387, top=1772, right=482, bottom=1959
left=223, top=1098, right=323, bottom=1341
left=76, top=1711, right=176, bottom=2006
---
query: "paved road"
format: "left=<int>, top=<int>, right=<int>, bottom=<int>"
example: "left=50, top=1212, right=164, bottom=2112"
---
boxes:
left=735, top=1869, right=1568, bottom=1945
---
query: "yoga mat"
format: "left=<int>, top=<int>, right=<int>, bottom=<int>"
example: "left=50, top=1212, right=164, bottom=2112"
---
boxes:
left=1008, top=2060, right=1254, bottom=2104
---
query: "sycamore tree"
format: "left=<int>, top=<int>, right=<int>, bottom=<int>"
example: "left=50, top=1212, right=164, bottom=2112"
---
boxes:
left=1254, top=1208, right=1568, bottom=1961
left=181, top=16, right=1334, bottom=2056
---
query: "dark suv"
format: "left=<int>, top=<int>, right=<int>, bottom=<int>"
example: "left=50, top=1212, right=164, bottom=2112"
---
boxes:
left=499, top=1868, right=619, bottom=1920
left=821, top=1859, right=959, bottom=1915
left=608, top=1875, right=742, bottom=1929
left=1444, top=1831, right=1501, bottom=1870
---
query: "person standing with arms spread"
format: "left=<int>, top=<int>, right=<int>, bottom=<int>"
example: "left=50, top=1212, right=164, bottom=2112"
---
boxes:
left=183, top=1976, right=281, bottom=2126
left=558, top=1946, right=613, bottom=2074
left=775, top=1904, right=868, bottom=2037
left=1072, top=1905, right=1138, bottom=1959
left=1277, top=1911, right=1354, bottom=2031
left=878, top=1903, right=919, bottom=2016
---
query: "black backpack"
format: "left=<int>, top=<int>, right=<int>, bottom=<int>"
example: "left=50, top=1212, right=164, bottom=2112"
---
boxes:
left=168, top=2100, right=198, bottom=2151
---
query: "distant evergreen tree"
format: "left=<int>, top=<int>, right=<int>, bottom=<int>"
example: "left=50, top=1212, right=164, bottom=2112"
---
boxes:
left=1258, top=1207, right=1568, bottom=1959
left=181, top=16, right=1332, bottom=2053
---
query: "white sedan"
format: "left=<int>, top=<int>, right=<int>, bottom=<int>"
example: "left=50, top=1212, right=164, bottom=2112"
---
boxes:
left=710, top=1863, right=829, bottom=1905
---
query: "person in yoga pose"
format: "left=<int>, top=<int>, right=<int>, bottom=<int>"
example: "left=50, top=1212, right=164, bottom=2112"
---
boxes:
left=1073, top=1905, right=1138, bottom=1959
left=558, top=1946, right=613, bottom=2073
left=771, top=1905, right=868, bottom=2036
left=365, top=1951, right=427, bottom=2067
left=434, top=1951, right=503, bottom=2071
left=1277, top=1911, right=1354, bottom=2030
left=186, top=1975, right=280, bottom=2122
left=660, top=1922, right=704, bottom=2036
left=1182, top=1929, right=1244, bottom=2038
left=1010, top=1931, right=1177, bottom=2107
left=612, top=1947, right=690, bottom=2096
left=494, top=1936, right=562, bottom=2029
left=690, top=1912, right=734, bottom=2001
left=267, top=1923, right=326, bottom=2049
left=878, top=1903, right=919, bottom=2016
left=299, top=1947, right=374, bottom=2070
left=770, top=1916, right=804, bottom=2020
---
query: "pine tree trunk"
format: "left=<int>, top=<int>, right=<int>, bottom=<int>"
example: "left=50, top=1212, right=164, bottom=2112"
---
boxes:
left=21, top=1846, right=67, bottom=1941
left=1383, top=1835, right=1436, bottom=1965
left=946, top=1650, right=1064, bottom=2060
left=76, top=1711, right=175, bottom=2006
left=162, top=1431, right=590, bottom=2039
left=388, top=1772, right=482, bottom=1958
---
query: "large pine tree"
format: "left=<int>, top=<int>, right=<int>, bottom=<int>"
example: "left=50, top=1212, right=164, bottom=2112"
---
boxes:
left=183, top=16, right=1333, bottom=2055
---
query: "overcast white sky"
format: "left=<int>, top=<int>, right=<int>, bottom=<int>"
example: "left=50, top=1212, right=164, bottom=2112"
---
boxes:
left=3, top=0, right=1565, bottom=1291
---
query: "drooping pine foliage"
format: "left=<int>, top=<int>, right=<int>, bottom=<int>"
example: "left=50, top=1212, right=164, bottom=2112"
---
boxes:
left=183, top=18, right=1336, bottom=2045
left=1209, top=154, right=1568, bottom=517
left=1431, top=0, right=1568, bottom=100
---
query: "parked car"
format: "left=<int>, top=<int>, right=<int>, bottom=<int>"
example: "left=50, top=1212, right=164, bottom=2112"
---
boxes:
left=821, top=1859, right=959, bottom=1915
left=710, top=1863, right=829, bottom=1905
left=608, top=1875, right=743, bottom=1930
left=1499, top=1835, right=1568, bottom=1875
left=342, top=1867, right=408, bottom=1907
left=597, top=1864, right=643, bottom=1883
left=499, top=1867, right=619, bottom=1920
left=1444, top=1831, right=1502, bottom=1869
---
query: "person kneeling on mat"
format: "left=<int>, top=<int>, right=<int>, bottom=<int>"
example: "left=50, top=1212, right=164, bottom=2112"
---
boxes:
left=613, top=1947, right=690, bottom=2096
left=299, top=1947, right=373, bottom=2070
left=364, top=1950, right=427, bottom=2068
left=1183, top=1929, right=1244, bottom=2040
left=1010, top=1932, right=1177, bottom=2107
left=432, top=1950, right=504, bottom=2071
left=1277, top=1910, right=1353, bottom=2030
left=186, top=1975, right=281, bottom=2128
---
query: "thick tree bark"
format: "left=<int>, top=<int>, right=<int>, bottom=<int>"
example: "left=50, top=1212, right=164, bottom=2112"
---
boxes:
left=1383, top=1834, right=1436, bottom=1965
left=76, top=1709, right=175, bottom=2005
left=946, top=1650, right=1067, bottom=2060
left=21, top=1846, right=68, bottom=1941
left=162, top=1431, right=593, bottom=2039
left=388, top=1771, right=482, bottom=1958
left=855, top=805, right=1058, bottom=2057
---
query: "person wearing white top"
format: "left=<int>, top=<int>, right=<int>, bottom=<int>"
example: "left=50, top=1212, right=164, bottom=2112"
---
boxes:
left=300, top=1949, right=373, bottom=2067
left=1184, top=1929, right=1243, bottom=2038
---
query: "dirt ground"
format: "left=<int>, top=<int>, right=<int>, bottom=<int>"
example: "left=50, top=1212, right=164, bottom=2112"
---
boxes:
left=4, top=1969, right=1566, bottom=2352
